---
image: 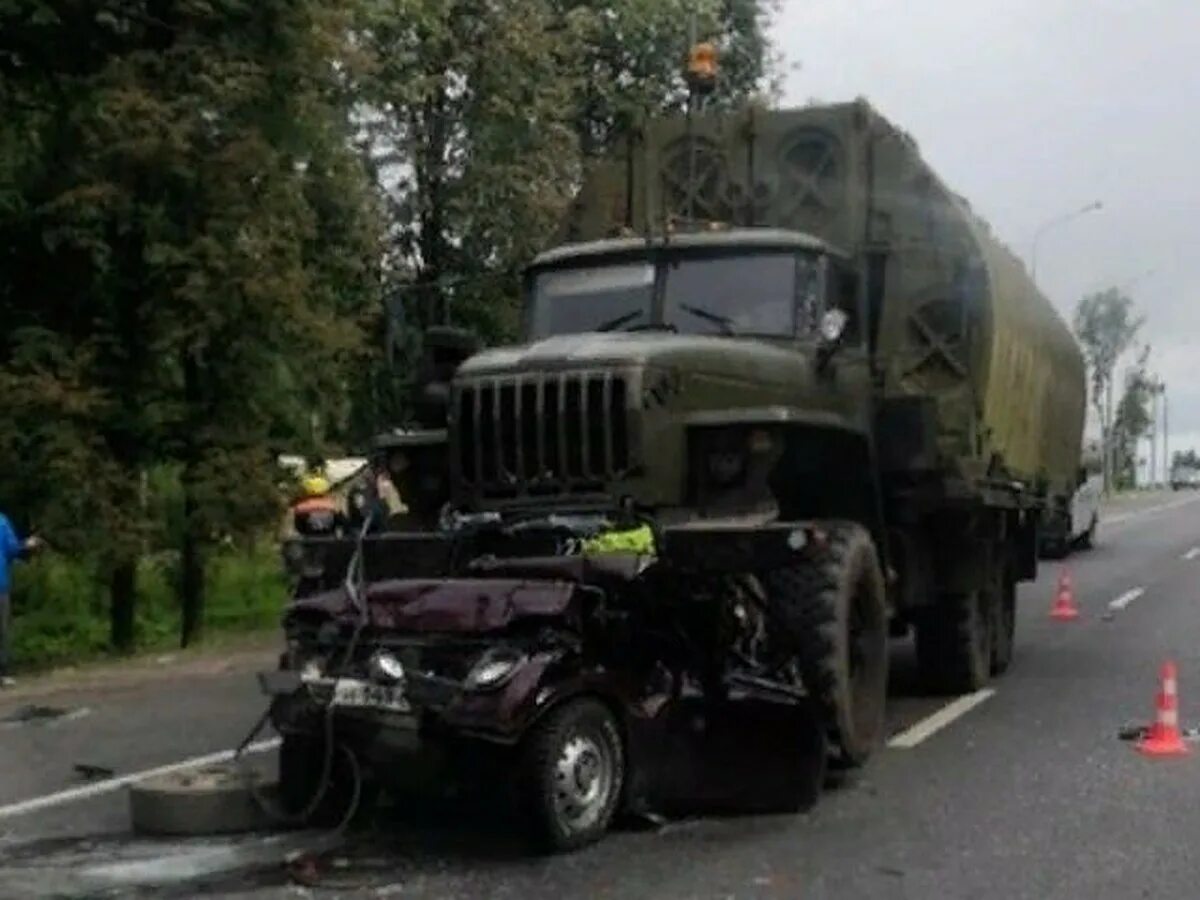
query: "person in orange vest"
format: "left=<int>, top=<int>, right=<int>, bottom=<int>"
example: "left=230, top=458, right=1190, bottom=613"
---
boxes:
left=291, top=468, right=344, bottom=538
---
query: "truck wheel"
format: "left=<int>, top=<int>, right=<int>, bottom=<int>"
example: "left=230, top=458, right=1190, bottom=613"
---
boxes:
left=519, top=698, right=624, bottom=852
left=763, top=523, right=888, bottom=768
left=916, top=588, right=993, bottom=694
left=989, top=570, right=1016, bottom=676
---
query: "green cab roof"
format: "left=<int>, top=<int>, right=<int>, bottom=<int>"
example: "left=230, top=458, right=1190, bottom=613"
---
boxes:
left=530, top=227, right=849, bottom=269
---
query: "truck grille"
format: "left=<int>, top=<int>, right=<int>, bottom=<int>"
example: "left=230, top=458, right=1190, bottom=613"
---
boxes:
left=455, top=372, right=631, bottom=496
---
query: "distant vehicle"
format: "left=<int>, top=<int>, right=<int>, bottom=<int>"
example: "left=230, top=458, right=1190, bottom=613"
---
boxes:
left=1170, top=465, right=1200, bottom=490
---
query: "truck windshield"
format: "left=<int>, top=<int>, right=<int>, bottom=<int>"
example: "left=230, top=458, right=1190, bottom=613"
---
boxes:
left=663, top=252, right=811, bottom=337
left=529, top=251, right=820, bottom=339
left=530, top=262, right=654, bottom=336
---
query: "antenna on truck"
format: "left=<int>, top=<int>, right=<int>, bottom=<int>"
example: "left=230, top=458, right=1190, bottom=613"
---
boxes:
left=684, top=14, right=718, bottom=225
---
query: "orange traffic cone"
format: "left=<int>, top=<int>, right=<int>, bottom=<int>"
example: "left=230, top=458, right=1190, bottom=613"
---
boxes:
left=1137, top=660, right=1190, bottom=757
left=1049, top=566, right=1080, bottom=621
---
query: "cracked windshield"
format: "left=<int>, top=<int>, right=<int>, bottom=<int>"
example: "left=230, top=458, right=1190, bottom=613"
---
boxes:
left=1, top=2, right=1196, bottom=898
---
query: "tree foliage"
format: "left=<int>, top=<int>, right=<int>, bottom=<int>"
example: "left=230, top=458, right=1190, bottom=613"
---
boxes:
left=0, top=0, right=381, bottom=647
left=351, top=0, right=776, bottom=427
left=1073, top=287, right=1143, bottom=489
left=1111, top=346, right=1154, bottom=488
left=0, top=0, right=777, bottom=656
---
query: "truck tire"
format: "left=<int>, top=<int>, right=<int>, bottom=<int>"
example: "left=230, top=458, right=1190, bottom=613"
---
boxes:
left=519, top=698, right=624, bottom=853
left=990, top=568, right=1016, bottom=676
left=763, top=523, right=888, bottom=768
left=916, top=588, right=993, bottom=694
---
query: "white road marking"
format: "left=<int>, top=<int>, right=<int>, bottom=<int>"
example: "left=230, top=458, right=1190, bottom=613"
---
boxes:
left=1183, top=547, right=1200, bottom=561
left=0, top=738, right=280, bottom=821
left=1109, top=587, right=1145, bottom=611
left=888, top=689, right=996, bottom=749
left=1104, top=493, right=1200, bottom=528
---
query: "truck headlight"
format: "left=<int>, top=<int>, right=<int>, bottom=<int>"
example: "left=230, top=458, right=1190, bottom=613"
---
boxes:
left=465, top=648, right=526, bottom=690
left=701, top=428, right=781, bottom=488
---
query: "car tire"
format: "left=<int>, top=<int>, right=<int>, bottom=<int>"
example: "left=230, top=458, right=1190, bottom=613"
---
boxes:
left=128, top=764, right=273, bottom=836
left=519, top=699, right=624, bottom=853
left=763, top=523, right=888, bottom=768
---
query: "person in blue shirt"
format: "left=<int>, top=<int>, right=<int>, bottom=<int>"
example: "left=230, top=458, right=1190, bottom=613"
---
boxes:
left=0, top=512, right=42, bottom=686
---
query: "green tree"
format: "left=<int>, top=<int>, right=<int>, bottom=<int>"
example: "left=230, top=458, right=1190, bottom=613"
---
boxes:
left=1173, top=449, right=1200, bottom=471
left=0, top=1, right=381, bottom=649
left=1073, top=288, right=1143, bottom=492
left=1110, top=346, right=1153, bottom=488
left=349, top=0, right=776, bottom=433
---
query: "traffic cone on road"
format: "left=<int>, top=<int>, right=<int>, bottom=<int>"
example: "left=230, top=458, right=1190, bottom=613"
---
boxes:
left=1137, top=660, right=1190, bottom=757
left=1049, top=566, right=1080, bottom=621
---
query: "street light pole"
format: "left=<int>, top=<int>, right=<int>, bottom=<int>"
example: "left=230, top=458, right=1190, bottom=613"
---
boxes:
left=1163, top=388, right=1169, bottom=487
left=1030, top=200, right=1104, bottom=286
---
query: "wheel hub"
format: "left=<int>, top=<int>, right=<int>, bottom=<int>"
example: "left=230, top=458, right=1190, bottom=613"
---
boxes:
left=553, top=733, right=611, bottom=831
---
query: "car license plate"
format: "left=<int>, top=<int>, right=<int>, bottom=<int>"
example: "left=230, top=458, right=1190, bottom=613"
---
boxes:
left=330, top=678, right=411, bottom=713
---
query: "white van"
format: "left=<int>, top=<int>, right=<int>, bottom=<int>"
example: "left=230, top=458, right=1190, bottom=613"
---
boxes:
left=1068, top=472, right=1102, bottom=549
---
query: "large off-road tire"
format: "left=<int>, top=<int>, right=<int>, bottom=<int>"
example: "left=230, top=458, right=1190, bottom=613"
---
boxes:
left=916, top=588, right=994, bottom=694
left=763, top=523, right=888, bottom=768
left=989, top=568, right=1016, bottom=676
left=519, top=698, right=625, bottom=853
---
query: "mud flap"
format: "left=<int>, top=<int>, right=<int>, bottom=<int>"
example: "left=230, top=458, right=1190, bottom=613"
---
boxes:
left=631, top=694, right=827, bottom=816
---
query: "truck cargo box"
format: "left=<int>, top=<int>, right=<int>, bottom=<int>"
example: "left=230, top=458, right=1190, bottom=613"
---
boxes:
left=565, top=99, right=1086, bottom=499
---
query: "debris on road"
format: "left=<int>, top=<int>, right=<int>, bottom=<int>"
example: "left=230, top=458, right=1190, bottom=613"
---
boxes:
left=73, top=763, right=115, bottom=780
left=128, top=762, right=276, bottom=835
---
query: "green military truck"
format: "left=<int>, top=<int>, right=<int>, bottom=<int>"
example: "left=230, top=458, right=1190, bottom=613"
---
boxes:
left=444, top=100, right=1083, bottom=755
left=279, top=100, right=1087, bottom=836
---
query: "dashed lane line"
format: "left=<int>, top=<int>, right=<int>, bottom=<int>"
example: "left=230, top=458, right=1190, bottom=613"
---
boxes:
left=1183, top=547, right=1200, bottom=561
left=1108, top=587, right=1146, bottom=612
left=888, top=689, right=996, bottom=749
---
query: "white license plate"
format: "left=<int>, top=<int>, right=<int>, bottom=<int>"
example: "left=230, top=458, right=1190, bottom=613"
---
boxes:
left=330, top=678, right=411, bottom=713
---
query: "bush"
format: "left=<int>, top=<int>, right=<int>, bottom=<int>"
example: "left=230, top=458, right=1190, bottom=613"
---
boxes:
left=8, top=544, right=289, bottom=670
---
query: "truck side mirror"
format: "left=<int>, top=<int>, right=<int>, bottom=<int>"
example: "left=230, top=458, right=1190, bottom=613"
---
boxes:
left=413, top=326, right=480, bottom=427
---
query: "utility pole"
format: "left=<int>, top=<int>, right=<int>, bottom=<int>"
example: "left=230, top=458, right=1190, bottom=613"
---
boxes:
left=1163, top=387, right=1170, bottom=485
left=1103, top=377, right=1114, bottom=494
left=1150, top=385, right=1159, bottom=487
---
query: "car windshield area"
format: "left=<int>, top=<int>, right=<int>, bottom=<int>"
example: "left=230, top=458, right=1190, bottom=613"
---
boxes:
left=527, top=250, right=824, bottom=339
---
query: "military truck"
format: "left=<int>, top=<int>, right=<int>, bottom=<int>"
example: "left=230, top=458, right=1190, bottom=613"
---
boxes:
left=456, top=99, right=1082, bottom=700
left=270, top=98, right=1086, bottom=848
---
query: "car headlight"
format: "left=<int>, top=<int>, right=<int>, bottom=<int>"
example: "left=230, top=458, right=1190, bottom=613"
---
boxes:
left=367, top=651, right=406, bottom=684
left=465, top=648, right=527, bottom=691
left=300, top=657, right=324, bottom=681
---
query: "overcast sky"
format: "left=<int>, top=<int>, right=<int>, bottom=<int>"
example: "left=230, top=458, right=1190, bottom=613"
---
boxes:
left=773, top=0, right=1200, bottom=477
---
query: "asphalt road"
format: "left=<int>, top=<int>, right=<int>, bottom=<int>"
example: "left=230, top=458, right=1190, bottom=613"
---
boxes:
left=3, top=490, right=1200, bottom=899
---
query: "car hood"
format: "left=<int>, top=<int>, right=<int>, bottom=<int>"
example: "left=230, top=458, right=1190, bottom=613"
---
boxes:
left=287, top=578, right=580, bottom=634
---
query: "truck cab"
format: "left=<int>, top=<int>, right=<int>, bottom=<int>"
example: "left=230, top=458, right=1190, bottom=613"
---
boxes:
left=449, top=227, right=878, bottom=532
